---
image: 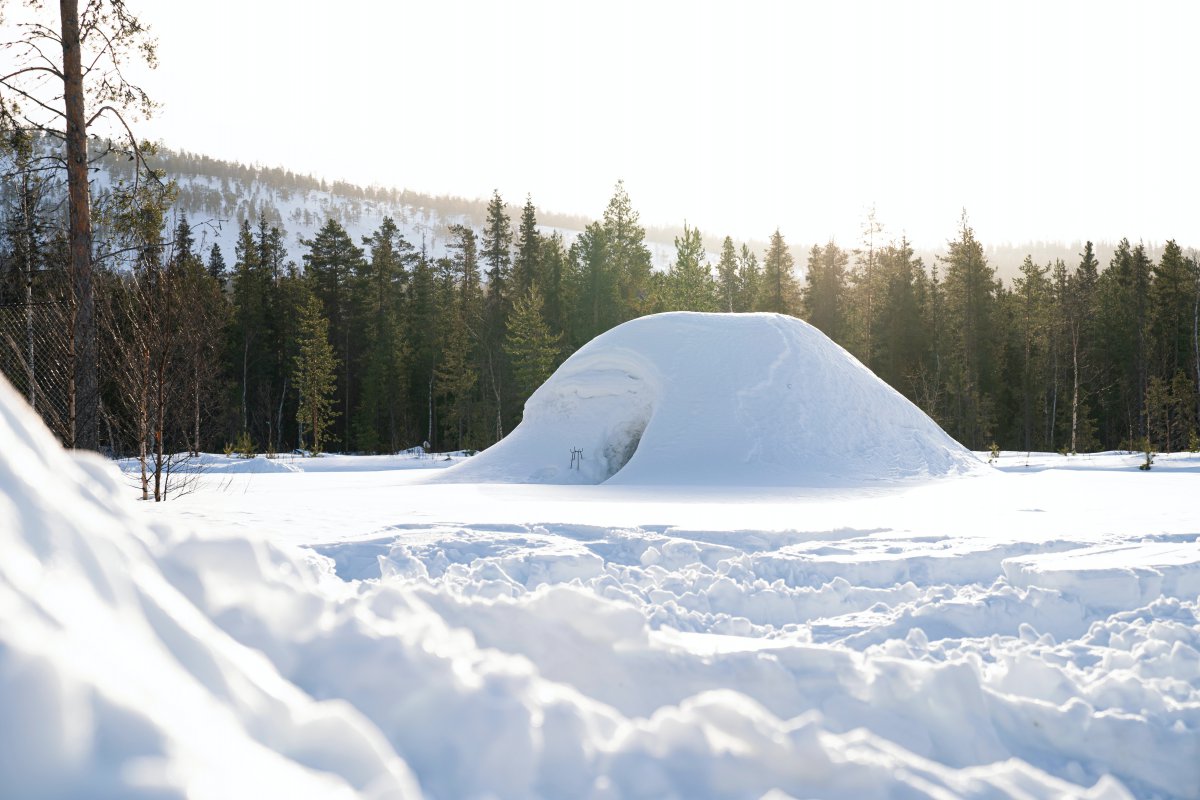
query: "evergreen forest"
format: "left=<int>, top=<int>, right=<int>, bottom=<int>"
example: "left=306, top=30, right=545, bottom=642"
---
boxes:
left=2, top=142, right=1199, bottom=492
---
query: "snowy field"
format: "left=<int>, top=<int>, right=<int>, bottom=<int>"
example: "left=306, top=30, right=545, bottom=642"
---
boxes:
left=3, top=314, right=1199, bottom=799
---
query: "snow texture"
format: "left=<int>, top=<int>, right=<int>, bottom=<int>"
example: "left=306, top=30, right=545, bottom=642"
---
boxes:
left=2, top=309, right=1199, bottom=799
left=442, top=312, right=983, bottom=485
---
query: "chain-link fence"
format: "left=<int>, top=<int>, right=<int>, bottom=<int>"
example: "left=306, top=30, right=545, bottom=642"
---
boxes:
left=0, top=300, right=73, bottom=443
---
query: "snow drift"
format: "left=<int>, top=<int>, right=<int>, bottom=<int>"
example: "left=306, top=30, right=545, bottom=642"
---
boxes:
left=3, top=371, right=1189, bottom=798
left=0, top=379, right=420, bottom=798
left=444, top=312, right=982, bottom=485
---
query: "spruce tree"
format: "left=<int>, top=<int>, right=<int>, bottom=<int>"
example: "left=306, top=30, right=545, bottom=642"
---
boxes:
left=207, top=243, right=227, bottom=281
left=436, top=307, right=477, bottom=450
left=1151, top=240, right=1194, bottom=380
left=665, top=222, right=716, bottom=312
left=938, top=211, right=1000, bottom=448
left=293, top=291, right=338, bottom=454
left=231, top=217, right=274, bottom=443
left=482, top=189, right=513, bottom=315
left=874, top=237, right=927, bottom=399
left=539, top=231, right=569, bottom=338
left=405, top=245, right=440, bottom=447
left=569, top=221, right=618, bottom=345
left=354, top=217, right=414, bottom=451
left=758, top=229, right=799, bottom=315
left=848, top=209, right=884, bottom=368
left=505, top=283, right=562, bottom=403
left=737, top=244, right=760, bottom=312
left=1097, top=239, right=1152, bottom=443
left=602, top=181, right=653, bottom=320
left=301, top=218, right=364, bottom=448
left=448, top=223, right=483, bottom=312
left=715, top=236, right=739, bottom=312
left=443, top=224, right=488, bottom=443
left=1011, top=255, right=1052, bottom=450
left=803, top=241, right=849, bottom=343
left=480, top=192, right=515, bottom=440
left=513, top=195, right=541, bottom=300
left=1066, top=242, right=1100, bottom=452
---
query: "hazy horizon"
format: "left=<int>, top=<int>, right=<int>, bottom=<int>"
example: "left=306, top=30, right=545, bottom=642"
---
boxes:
left=127, top=1, right=1200, bottom=249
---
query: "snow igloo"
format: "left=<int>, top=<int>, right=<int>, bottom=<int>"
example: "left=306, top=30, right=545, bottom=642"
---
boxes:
left=441, top=312, right=983, bottom=486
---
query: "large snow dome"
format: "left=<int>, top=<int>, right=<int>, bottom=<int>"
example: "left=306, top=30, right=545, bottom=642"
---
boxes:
left=443, top=312, right=983, bottom=486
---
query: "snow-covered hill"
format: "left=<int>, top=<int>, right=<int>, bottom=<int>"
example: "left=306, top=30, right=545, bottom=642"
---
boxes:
left=117, top=149, right=682, bottom=271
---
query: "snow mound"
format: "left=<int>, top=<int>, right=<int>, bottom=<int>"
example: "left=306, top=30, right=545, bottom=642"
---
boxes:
left=445, top=312, right=983, bottom=485
left=0, top=378, right=420, bottom=798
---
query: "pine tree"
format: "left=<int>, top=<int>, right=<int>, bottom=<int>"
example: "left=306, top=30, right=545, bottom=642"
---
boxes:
left=1097, top=239, right=1153, bottom=443
left=207, top=243, right=227, bottom=281
left=874, top=237, right=927, bottom=399
left=301, top=217, right=364, bottom=448
left=539, top=231, right=569, bottom=338
left=479, top=191, right=515, bottom=440
left=230, top=217, right=272, bottom=442
left=758, top=229, right=799, bottom=315
left=569, top=221, right=618, bottom=345
left=848, top=209, right=884, bottom=368
left=665, top=222, right=716, bottom=311
left=1011, top=255, right=1052, bottom=450
left=602, top=180, right=653, bottom=320
left=1066, top=241, right=1100, bottom=452
left=482, top=189, right=513, bottom=316
left=1169, top=368, right=1197, bottom=452
left=737, top=244, right=760, bottom=312
left=513, top=195, right=541, bottom=300
left=405, top=244, right=440, bottom=447
left=715, top=236, right=739, bottom=312
left=354, top=217, right=414, bottom=451
left=803, top=241, right=849, bottom=343
left=293, top=291, right=338, bottom=455
left=441, top=223, right=490, bottom=443
left=448, top=223, right=483, bottom=312
left=1151, top=240, right=1194, bottom=380
left=939, top=211, right=999, bottom=448
left=170, top=216, right=228, bottom=457
left=435, top=306, right=477, bottom=450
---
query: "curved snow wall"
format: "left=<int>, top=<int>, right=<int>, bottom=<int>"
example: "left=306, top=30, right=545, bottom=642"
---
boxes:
left=441, top=312, right=984, bottom=486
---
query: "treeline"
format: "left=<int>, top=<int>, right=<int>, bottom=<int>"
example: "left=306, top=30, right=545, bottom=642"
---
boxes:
left=3, top=156, right=1199, bottom=484
left=796, top=216, right=1199, bottom=454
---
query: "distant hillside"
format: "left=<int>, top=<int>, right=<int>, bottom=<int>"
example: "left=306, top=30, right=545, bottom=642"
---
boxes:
left=100, top=147, right=721, bottom=271
left=27, top=141, right=1192, bottom=283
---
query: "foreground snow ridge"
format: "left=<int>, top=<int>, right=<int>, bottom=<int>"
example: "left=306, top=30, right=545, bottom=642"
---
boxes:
left=444, top=312, right=983, bottom=485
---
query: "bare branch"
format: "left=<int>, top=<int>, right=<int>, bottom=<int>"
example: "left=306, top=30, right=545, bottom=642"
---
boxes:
left=0, top=65, right=64, bottom=83
left=0, top=83, right=68, bottom=121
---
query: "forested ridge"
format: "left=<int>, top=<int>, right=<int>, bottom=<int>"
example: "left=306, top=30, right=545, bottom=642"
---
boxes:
left=2, top=142, right=1198, bottom=492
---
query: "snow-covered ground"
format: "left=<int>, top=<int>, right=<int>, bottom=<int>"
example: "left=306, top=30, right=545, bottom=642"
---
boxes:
left=117, top=449, right=1200, bottom=799
left=3, top=314, right=1198, bottom=799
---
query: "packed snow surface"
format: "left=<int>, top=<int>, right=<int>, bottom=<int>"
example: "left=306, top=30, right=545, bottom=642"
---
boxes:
left=4, top=386, right=1200, bottom=794
left=443, top=312, right=983, bottom=485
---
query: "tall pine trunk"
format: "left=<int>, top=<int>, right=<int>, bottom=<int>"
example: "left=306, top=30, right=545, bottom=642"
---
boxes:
left=61, top=0, right=97, bottom=450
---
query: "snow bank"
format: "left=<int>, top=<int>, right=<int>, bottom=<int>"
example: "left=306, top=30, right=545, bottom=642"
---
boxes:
left=442, top=312, right=983, bottom=485
left=0, top=378, right=418, bottom=798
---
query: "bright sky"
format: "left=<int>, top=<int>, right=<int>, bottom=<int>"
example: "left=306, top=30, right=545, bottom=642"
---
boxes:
left=132, top=1, right=1197, bottom=248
